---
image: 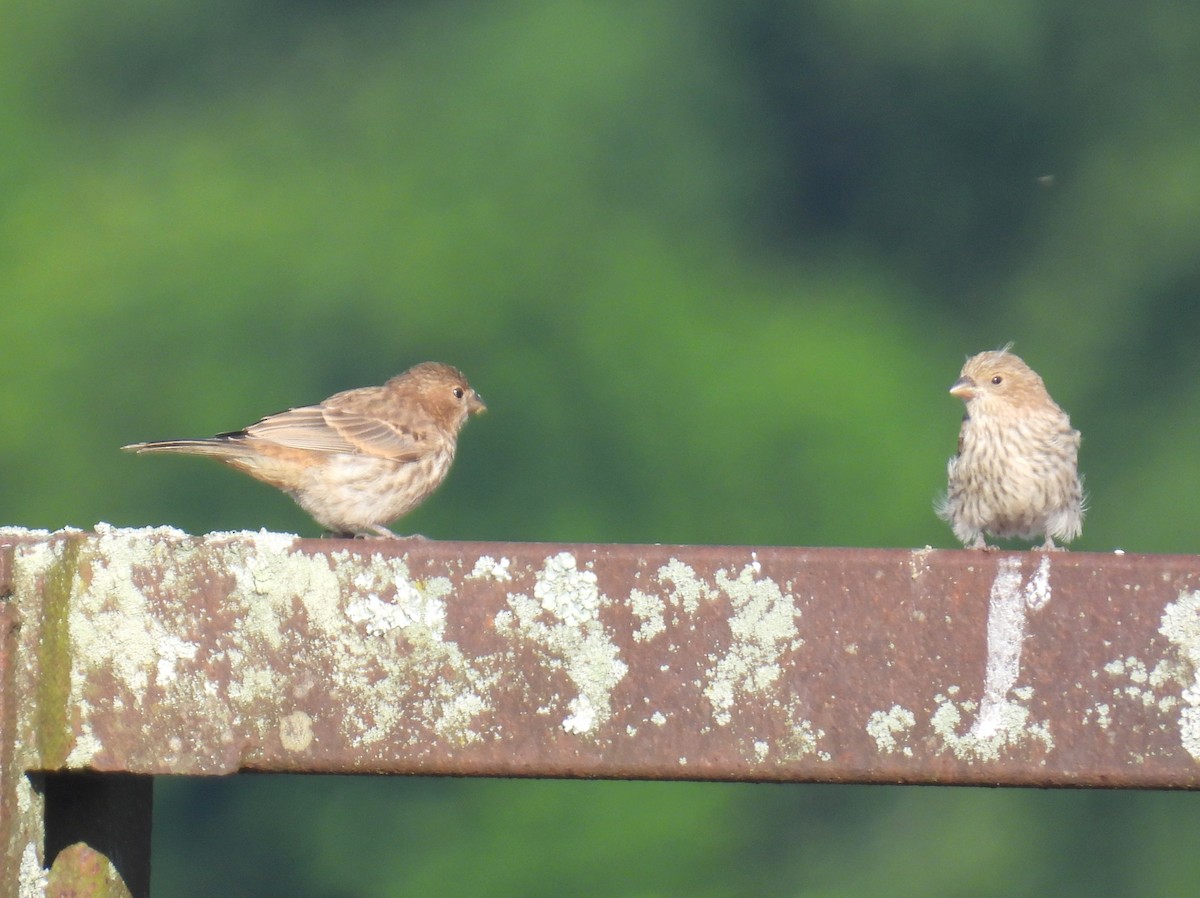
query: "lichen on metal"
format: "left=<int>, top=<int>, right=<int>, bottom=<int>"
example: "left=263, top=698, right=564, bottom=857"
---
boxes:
left=866, top=705, right=917, bottom=757
left=1155, top=589, right=1200, bottom=759
left=4, top=527, right=1200, bottom=786
left=18, top=842, right=47, bottom=898
left=495, top=551, right=626, bottom=737
left=697, top=557, right=800, bottom=728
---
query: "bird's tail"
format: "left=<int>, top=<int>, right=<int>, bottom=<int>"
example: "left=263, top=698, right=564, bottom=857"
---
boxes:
left=122, top=435, right=247, bottom=458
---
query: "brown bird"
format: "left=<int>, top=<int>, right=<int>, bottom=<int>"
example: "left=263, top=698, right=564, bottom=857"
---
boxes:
left=123, top=362, right=486, bottom=538
left=936, top=346, right=1083, bottom=550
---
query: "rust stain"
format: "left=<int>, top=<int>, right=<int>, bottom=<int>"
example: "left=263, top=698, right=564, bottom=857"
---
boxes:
left=4, top=527, right=1200, bottom=787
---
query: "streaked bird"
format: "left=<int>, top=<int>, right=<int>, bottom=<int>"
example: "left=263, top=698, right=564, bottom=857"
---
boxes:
left=124, top=362, right=485, bottom=537
left=937, top=347, right=1083, bottom=550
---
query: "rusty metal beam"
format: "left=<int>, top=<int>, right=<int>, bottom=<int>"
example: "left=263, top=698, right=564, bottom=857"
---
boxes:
left=2, top=526, right=1200, bottom=793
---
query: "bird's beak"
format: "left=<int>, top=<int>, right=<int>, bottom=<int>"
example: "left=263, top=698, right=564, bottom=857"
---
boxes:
left=469, top=393, right=487, bottom=416
left=949, top=376, right=976, bottom=400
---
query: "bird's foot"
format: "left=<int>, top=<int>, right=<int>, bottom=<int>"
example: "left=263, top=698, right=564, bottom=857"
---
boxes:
left=366, top=525, right=428, bottom=541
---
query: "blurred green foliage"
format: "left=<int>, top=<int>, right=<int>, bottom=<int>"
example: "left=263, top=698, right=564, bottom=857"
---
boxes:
left=4, top=0, right=1200, bottom=894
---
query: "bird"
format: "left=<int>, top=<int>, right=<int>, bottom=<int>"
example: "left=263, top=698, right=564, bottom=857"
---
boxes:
left=936, top=346, right=1083, bottom=551
left=123, top=362, right=486, bottom=538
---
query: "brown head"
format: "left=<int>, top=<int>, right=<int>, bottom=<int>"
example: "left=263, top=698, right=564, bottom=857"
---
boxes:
left=388, top=362, right=486, bottom=432
left=949, top=347, right=1055, bottom=411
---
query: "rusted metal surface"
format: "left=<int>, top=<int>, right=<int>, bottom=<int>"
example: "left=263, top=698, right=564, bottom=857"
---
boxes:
left=0, top=543, right=47, bottom=898
left=3, top=526, right=1200, bottom=789
left=45, top=842, right=134, bottom=898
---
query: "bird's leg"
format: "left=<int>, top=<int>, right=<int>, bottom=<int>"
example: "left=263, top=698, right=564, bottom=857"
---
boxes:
left=1036, top=537, right=1066, bottom=552
left=361, top=526, right=429, bottom=541
left=968, top=535, right=994, bottom=551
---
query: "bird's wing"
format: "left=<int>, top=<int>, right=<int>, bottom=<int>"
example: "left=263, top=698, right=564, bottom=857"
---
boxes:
left=243, top=404, right=430, bottom=461
left=323, top=406, right=432, bottom=461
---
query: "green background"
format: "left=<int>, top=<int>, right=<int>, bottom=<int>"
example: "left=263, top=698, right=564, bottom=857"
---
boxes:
left=5, top=1, right=1200, bottom=894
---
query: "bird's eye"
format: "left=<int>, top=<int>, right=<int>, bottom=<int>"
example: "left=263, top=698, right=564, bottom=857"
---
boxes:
left=453, top=387, right=465, bottom=399
left=991, top=375, right=1003, bottom=385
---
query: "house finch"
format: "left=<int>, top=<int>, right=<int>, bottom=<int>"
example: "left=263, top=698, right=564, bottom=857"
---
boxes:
left=936, top=347, right=1083, bottom=550
left=123, top=362, right=485, bottom=537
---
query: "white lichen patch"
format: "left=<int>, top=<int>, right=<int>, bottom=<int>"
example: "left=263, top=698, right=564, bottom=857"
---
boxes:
left=345, top=594, right=412, bottom=636
left=279, top=711, right=314, bottom=752
left=94, top=521, right=192, bottom=541
left=431, top=690, right=490, bottom=744
left=535, top=552, right=600, bottom=626
left=467, top=555, right=512, bottom=581
left=932, top=691, right=1053, bottom=761
left=351, top=623, right=495, bottom=749
left=227, top=541, right=341, bottom=649
left=695, top=561, right=801, bottom=727
left=563, top=695, right=597, bottom=735
left=783, top=716, right=829, bottom=762
left=628, top=588, right=666, bottom=643
left=1159, top=589, right=1200, bottom=759
left=16, top=772, right=37, bottom=816
left=19, top=842, right=47, bottom=898
left=658, top=558, right=717, bottom=614
left=1097, top=593, right=1200, bottom=761
left=1100, top=656, right=1181, bottom=713
left=0, top=525, right=59, bottom=538
left=203, top=525, right=299, bottom=550
left=653, top=558, right=807, bottom=731
left=345, top=562, right=450, bottom=639
left=867, top=705, right=916, bottom=757
left=155, top=635, right=199, bottom=685
left=1085, top=703, right=1112, bottom=728
left=496, top=552, right=627, bottom=737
